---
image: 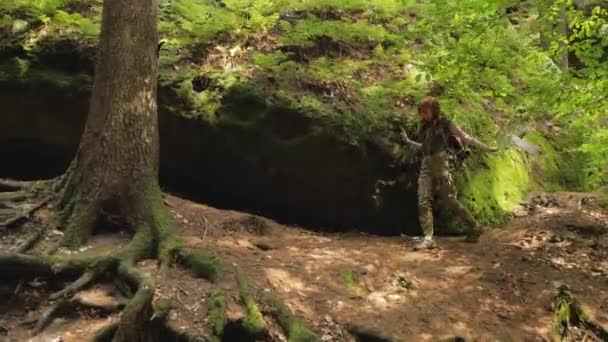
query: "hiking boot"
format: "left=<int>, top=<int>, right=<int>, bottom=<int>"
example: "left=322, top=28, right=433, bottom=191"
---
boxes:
left=464, top=226, right=486, bottom=243
left=413, top=237, right=437, bottom=250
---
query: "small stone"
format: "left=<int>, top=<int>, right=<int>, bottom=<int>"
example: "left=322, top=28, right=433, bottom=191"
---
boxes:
left=387, top=294, right=401, bottom=301
left=322, top=335, right=333, bottom=341
left=183, top=219, right=189, bottom=224
left=363, top=264, right=376, bottom=273
left=12, top=19, right=29, bottom=34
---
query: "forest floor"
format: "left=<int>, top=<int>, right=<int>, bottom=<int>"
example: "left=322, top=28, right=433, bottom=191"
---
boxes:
left=1, top=191, right=607, bottom=342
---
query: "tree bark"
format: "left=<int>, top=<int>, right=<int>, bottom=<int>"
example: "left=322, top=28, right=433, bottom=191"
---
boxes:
left=58, top=0, right=162, bottom=248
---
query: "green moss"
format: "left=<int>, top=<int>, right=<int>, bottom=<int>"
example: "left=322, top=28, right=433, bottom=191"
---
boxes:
left=261, top=294, right=320, bottom=342
left=0, top=59, right=92, bottom=90
left=208, top=289, right=227, bottom=340
left=340, top=269, right=358, bottom=290
left=524, top=132, right=564, bottom=191
left=152, top=298, right=172, bottom=321
left=179, top=249, right=223, bottom=282
left=552, top=286, right=587, bottom=339
left=60, top=198, right=98, bottom=248
left=598, top=188, right=608, bottom=209
left=236, top=268, right=267, bottom=337
left=124, top=230, right=155, bottom=262
left=453, top=149, right=532, bottom=229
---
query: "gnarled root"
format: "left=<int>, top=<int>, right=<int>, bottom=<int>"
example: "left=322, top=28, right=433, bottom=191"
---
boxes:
left=112, top=262, right=156, bottom=341
left=49, top=258, right=117, bottom=300
left=261, top=293, right=320, bottom=342
left=0, top=178, right=38, bottom=190
left=12, top=226, right=46, bottom=253
left=32, top=297, right=70, bottom=335
left=0, top=177, right=54, bottom=229
left=345, top=323, right=399, bottom=342
left=236, top=267, right=268, bottom=339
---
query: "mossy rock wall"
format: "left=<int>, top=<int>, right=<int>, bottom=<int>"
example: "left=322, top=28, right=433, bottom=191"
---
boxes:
left=0, top=65, right=550, bottom=235
left=0, top=71, right=420, bottom=234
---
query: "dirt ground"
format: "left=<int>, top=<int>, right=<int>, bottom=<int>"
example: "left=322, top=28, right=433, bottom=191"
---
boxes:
left=1, top=191, right=607, bottom=341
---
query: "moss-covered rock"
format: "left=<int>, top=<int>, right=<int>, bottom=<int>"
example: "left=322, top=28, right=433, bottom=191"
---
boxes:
left=524, top=132, right=565, bottom=191
left=0, top=64, right=565, bottom=235
left=459, top=150, right=532, bottom=223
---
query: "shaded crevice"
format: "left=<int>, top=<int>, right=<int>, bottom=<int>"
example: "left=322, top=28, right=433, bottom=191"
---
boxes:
left=221, top=320, right=259, bottom=342
left=0, top=88, right=421, bottom=236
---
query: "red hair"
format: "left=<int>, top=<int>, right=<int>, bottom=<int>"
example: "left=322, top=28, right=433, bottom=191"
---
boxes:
left=418, top=96, right=441, bottom=120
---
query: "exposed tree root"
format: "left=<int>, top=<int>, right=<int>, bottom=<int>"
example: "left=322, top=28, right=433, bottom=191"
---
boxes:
left=0, top=176, right=54, bottom=230
left=175, top=248, right=223, bottom=282
left=0, top=174, right=213, bottom=340
left=345, top=323, right=399, bottom=342
left=0, top=191, right=30, bottom=202
left=1, top=195, right=53, bottom=228
left=49, top=258, right=117, bottom=300
left=12, top=226, right=46, bottom=253
left=0, top=178, right=36, bottom=190
left=236, top=267, right=268, bottom=339
left=552, top=283, right=608, bottom=341
left=0, top=252, right=92, bottom=279
left=112, top=262, right=156, bottom=341
left=94, top=322, right=119, bottom=342
left=208, top=289, right=227, bottom=341
left=261, top=293, right=320, bottom=342
left=32, top=297, right=70, bottom=335
left=0, top=201, right=19, bottom=210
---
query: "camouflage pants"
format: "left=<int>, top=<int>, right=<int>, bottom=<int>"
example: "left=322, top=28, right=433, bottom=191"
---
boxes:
left=417, top=152, right=478, bottom=238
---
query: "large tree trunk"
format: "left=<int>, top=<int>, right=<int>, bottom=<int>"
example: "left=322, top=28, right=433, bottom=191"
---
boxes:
left=58, top=0, right=164, bottom=249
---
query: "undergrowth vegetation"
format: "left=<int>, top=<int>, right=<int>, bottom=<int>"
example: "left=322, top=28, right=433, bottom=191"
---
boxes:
left=1, top=0, right=606, bottom=209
